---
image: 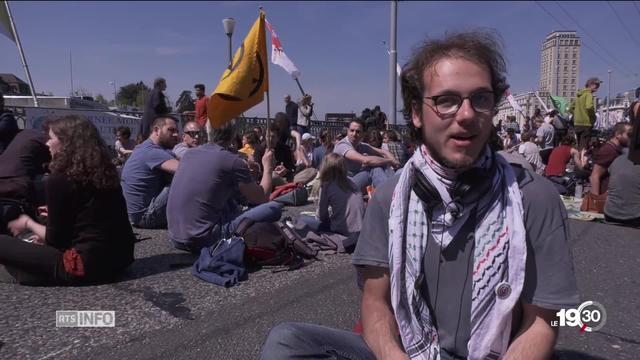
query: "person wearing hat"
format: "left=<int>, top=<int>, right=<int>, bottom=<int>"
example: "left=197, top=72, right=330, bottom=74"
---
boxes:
left=295, top=132, right=316, bottom=169
left=570, top=77, right=602, bottom=150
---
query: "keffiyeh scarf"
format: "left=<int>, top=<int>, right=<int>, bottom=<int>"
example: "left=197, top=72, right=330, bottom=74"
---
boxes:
left=388, top=145, right=527, bottom=360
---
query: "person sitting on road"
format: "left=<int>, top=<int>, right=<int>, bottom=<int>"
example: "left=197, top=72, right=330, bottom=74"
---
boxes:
left=0, top=123, right=51, bottom=218
left=589, top=122, right=632, bottom=196
left=238, top=131, right=260, bottom=158
left=121, top=115, right=179, bottom=229
left=311, top=129, right=332, bottom=169
left=517, top=131, right=545, bottom=175
left=0, top=115, right=134, bottom=285
left=172, top=121, right=202, bottom=160
left=167, top=119, right=282, bottom=253
left=261, top=29, right=579, bottom=360
left=382, top=130, right=408, bottom=170
left=333, top=118, right=398, bottom=191
left=295, top=133, right=316, bottom=170
left=502, top=127, right=520, bottom=151
left=544, top=135, right=586, bottom=195
left=535, top=116, right=555, bottom=163
left=114, top=126, right=135, bottom=162
left=299, top=153, right=364, bottom=244
left=604, top=153, right=640, bottom=227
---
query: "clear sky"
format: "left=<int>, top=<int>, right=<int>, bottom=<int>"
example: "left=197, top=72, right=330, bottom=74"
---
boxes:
left=1, top=1, right=639, bottom=122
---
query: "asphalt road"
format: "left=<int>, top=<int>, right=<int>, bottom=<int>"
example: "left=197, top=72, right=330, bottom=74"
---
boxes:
left=0, top=205, right=638, bottom=360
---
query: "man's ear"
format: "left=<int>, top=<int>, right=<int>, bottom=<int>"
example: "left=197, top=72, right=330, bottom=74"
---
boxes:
left=411, top=102, right=422, bottom=129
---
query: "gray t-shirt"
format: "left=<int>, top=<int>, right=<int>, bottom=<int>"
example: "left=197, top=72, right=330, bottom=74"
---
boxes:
left=167, top=143, right=252, bottom=247
left=352, top=167, right=579, bottom=359
left=172, top=142, right=190, bottom=160
left=316, top=180, right=365, bottom=237
left=536, top=123, right=555, bottom=149
left=333, top=137, right=376, bottom=175
left=121, top=139, right=175, bottom=222
left=604, top=155, right=640, bottom=220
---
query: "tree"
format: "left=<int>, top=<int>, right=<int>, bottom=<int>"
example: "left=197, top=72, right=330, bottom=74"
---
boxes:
left=175, top=91, right=195, bottom=113
left=95, top=94, right=107, bottom=104
left=117, top=82, right=150, bottom=108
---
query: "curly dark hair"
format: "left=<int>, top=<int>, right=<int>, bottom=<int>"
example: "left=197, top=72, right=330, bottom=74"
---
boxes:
left=48, top=115, right=120, bottom=189
left=401, top=29, right=509, bottom=142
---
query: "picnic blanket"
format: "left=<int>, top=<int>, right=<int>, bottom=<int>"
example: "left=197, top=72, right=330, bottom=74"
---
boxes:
left=561, top=196, right=605, bottom=222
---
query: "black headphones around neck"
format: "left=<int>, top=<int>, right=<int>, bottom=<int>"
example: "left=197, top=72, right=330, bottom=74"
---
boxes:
left=412, top=159, right=496, bottom=225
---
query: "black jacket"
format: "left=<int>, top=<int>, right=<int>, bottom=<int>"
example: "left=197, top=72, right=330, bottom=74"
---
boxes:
left=0, top=110, right=19, bottom=155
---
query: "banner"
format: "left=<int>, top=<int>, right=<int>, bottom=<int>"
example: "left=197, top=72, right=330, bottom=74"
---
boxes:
left=505, top=90, right=523, bottom=114
left=549, top=94, right=569, bottom=115
left=265, top=19, right=300, bottom=79
left=0, top=1, right=15, bottom=42
left=208, top=11, right=269, bottom=129
left=24, top=107, right=141, bottom=147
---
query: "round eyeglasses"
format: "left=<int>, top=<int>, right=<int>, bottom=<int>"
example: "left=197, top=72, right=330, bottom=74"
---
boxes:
left=423, top=91, right=495, bottom=116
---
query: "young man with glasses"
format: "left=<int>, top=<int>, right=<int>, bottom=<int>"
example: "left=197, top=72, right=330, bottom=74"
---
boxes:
left=172, top=121, right=202, bottom=160
left=261, top=30, right=578, bottom=360
left=333, top=118, right=399, bottom=191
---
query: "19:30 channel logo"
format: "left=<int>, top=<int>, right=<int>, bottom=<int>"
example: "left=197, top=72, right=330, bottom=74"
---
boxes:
left=551, top=301, right=607, bottom=333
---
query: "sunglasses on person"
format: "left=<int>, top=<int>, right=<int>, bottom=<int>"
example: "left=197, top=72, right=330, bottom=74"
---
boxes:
left=184, top=131, right=201, bottom=137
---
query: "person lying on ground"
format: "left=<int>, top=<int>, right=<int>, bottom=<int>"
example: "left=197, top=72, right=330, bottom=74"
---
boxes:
left=121, top=115, right=179, bottom=229
left=1, top=115, right=134, bottom=285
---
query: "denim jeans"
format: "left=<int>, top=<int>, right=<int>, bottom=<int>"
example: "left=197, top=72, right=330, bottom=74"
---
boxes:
left=134, top=186, right=170, bottom=229
left=297, top=214, right=331, bottom=232
left=171, top=201, right=283, bottom=253
left=350, top=166, right=394, bottom=191
left=260, top=322, right=375, bottom=360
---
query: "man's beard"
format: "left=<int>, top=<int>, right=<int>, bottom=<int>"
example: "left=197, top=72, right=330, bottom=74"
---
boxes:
left=158, top=135, right=176, bottom=149
left=423, top=138, right=490, bottom=170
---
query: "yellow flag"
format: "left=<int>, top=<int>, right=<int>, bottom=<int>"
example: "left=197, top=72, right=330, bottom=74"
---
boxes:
left=0, top=1, right=16, bottom=42
left=208, top=11, right=269, bottom=128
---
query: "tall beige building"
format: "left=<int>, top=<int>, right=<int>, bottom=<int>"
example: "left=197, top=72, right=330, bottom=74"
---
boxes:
left=539, top=31, right=581, bottom=98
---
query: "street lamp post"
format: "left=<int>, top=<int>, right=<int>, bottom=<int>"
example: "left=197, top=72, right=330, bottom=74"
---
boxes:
left=222, top=18, right=236, bottom=70
left=607, top=70, right=611, bottom=124
left=109, top=81, right=117, bottom=108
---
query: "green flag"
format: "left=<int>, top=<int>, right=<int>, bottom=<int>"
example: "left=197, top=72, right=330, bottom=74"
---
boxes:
left=549, top=94, right=569, bottom=115
left=0, top=1, right=16, bottom=42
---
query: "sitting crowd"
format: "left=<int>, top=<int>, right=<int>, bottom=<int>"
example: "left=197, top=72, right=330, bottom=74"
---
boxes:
left=1, top=30, right=639, bottom=360
left=496, top=103, right=639, bottom=226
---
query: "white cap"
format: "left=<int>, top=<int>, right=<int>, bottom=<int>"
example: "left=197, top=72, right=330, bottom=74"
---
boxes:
left=302, top=133, right=315, bottom=141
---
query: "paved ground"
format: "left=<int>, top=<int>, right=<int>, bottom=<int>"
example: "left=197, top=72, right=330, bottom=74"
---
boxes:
left=0, top=204, right=638, bottom=360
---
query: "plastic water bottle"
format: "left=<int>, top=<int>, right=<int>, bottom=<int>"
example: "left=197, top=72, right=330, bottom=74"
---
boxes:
left=574, top=182, right=583, bottom=199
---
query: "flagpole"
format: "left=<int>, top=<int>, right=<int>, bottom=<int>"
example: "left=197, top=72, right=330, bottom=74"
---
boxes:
left=389, top=0, right=398, bottom=126
left=266, top=89, right=272, bottom=151
left=4, top=1, right=38, bottom=107
left=293, top=78, right=305, bottom=96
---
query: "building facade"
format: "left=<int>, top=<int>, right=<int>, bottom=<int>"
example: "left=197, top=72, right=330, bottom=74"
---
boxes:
left=539, top=31, right=581, bottom=98
left=494, top=91, right=553, bottom=131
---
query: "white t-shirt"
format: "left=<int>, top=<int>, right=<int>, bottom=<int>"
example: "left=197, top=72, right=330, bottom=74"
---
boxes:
left=518, top=141, right=545, bottom=174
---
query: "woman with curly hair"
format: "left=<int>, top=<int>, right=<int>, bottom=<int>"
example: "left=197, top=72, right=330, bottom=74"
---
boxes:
left=0, top=115, right=135, bottom=285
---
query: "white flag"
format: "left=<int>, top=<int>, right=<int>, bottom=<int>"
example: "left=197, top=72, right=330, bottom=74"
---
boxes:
left=505, top=90, right=523, bottom=113
left=265, top=19, right=300, bottom=79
